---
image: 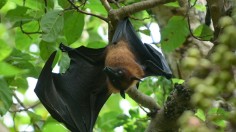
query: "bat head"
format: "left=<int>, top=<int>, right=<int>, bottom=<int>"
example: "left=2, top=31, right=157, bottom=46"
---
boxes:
left=103, top=66, right=141, bottom=98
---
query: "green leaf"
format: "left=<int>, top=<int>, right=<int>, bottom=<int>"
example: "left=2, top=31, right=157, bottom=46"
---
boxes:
left=195, top=109, right=206, bottom=121
left=58, top=0, right=70, bottom=9
left=39, top=41, right=57, bottom=61
left=59, top=53, right=70, bottom=73
left=0, top=39, right=12, bottom=61
left=0, top=0, right=6, bottom=9
left=86, top=40, right=107, bottom=49
left=85, top=0, right=107, bottom=15
left=0, top=61, right=25, bottom=77
left=129, top=109, right=139, bottom=118
left=41, top=10, right=64, bottom=42
left=96, top=111, right=120, bottom=131
left=161, top=16, right=189, bottom=52
left=117, top=114, right=129, bottom=120
left=139, top=29, right=150, bottom=36
left=47, top=0, right=54, bottom=10
left=9, top=77, right=28, bottom=92
left=64, top=11, right=84, bottom=44
left=9, top=0, right=44, bottom=10
left=14, top=61, right=40, bottom=78
left=15, top=28, right=33, bottom=51
left=27, top=111, right=42, bottom=123
left=193, top=24, right=213, bottom=40
left=0, top=78, right=13, bottom=116
left=171, top=78, right=185, bottom=84
left=5, top=6, right=30, bottom=22
left=43, top=122, right=68, bottom=132
left=164, top=1, right=180, bottom=7
left=9, top=48, right=35, bottom=61
left=15, top=21, right=40, bottom=51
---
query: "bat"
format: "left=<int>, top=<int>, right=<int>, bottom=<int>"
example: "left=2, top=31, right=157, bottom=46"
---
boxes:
left=34, top=18, right=172, bottom=132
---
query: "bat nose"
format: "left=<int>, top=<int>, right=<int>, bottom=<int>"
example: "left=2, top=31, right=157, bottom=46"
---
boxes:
left=103, top=67, right=111, bottom=72
left=103, top=67, right=118, bottom=78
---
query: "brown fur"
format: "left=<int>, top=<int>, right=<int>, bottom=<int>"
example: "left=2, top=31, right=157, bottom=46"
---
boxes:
left=105, top=40, right=144, bottom=93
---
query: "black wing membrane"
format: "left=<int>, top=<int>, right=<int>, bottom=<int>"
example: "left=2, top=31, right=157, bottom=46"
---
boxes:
left=35, top=45, right=110, bottom=132
left=112, top=18, right=172, bottom=78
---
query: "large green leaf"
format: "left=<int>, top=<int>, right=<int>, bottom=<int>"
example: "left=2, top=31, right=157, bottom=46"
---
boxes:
left=85, top=0, right=107, bottom=16
left=14, top=61, right=40, bottom=78
left=43, top=123, right=68, bottom=132
left=8, top=48, right=35, bottom=61
left=27, top=111, right=42, bottom=123
left=161, top=16, right=189, bottom=52
left=96, top=111, right=120, bottom=131
left=0, top=0, right=6, bottom=9
left=42, top=118, right=68, bottom=132
left=15, top=28, right=34, bottom=51
left=9, top=77, right=28, bottom=92
left=0, top=78, right=13, bottom=116
left=39, top=41, right=57, bottom=61
left=9, top=0, right=44, bottom=10
left=58, top=0, right=70, bottom=9
left=86, top=40, right=107, bottom=49
left=15, top=21, right=40, bottom=51
left=64, top=11, right=84, bottom=44
left=193, top=24, right=213, bottom=40
left=0, top=39, right=12, bottom=61
left=5, top=6, right=30, bottom=22
left=41, top=10, right=64, bottom=42
left=0, top=61, right=25, bottom=77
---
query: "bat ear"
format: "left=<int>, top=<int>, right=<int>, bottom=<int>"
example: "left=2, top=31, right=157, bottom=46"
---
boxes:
left=120, top=90, right=125, bottom=99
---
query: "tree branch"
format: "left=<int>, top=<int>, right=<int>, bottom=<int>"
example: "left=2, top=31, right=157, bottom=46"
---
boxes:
left=105, top=0, right=176, bottom=41
left=205, top=0, right=224, bottom=41
left=145, top=84, right=192, bottom=132
left=108, top=0, right=176, bottom=22
left=127, top=86, right=159, bottom=111
left=9, top=102, right=41, bottom=113
left=67, top=0, right=109, bottom=22
left=100, top=0, right=112, bottom=12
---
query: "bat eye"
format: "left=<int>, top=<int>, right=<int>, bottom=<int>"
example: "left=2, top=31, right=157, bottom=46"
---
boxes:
left=117, top=70, right=123, bottom=76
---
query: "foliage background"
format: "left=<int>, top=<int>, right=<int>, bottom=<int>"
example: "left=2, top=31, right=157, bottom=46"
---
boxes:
left=0, top=0, right=235, bottom=132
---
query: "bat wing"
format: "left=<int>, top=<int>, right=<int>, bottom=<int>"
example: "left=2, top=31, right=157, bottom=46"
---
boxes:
left=35, top=44, right=110, bottom=132
left=112, top=18, right=172, bottom=79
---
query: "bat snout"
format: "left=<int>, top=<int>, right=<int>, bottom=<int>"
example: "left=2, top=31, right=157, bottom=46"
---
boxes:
left=103, top=67, right=118, bottom=77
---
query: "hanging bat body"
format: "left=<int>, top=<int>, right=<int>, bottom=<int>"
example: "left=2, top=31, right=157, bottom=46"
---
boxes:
left=35, top=18, right=172, bottom=132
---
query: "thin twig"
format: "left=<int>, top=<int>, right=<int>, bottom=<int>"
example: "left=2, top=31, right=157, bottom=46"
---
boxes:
left=130, top=16, right=152, bottom=21
left=20, top=21, right=43, bottom=38
left=187, top=15, right=209, bottom=41
left=138, top=104, right=149, bottom=114
left=186, top=1, right=213, bottom=41
left=190, top=0, right=198, bottom=8
left=67, top=0, right=108, bottom=22
left=13, top=113, right=17, bottom=132
left=110, top=0, right=121, bottom=8
left=13, top=92, right=26, bottom=109
left=9, top=102, right=41, bottom=113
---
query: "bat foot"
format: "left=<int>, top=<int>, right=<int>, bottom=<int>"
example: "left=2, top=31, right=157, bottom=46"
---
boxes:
left=59, top=43, right=72, bottom=52
left=147, top=108, right=158, bottom=118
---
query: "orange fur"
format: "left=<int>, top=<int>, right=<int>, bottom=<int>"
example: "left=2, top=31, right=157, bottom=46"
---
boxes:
left=105, top=40, right=144, bottom=93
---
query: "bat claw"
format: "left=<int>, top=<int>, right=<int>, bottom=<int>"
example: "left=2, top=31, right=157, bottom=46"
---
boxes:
left=147, top=108, right=159, bottom=118
left=120, top=90, right=125, bottom=99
